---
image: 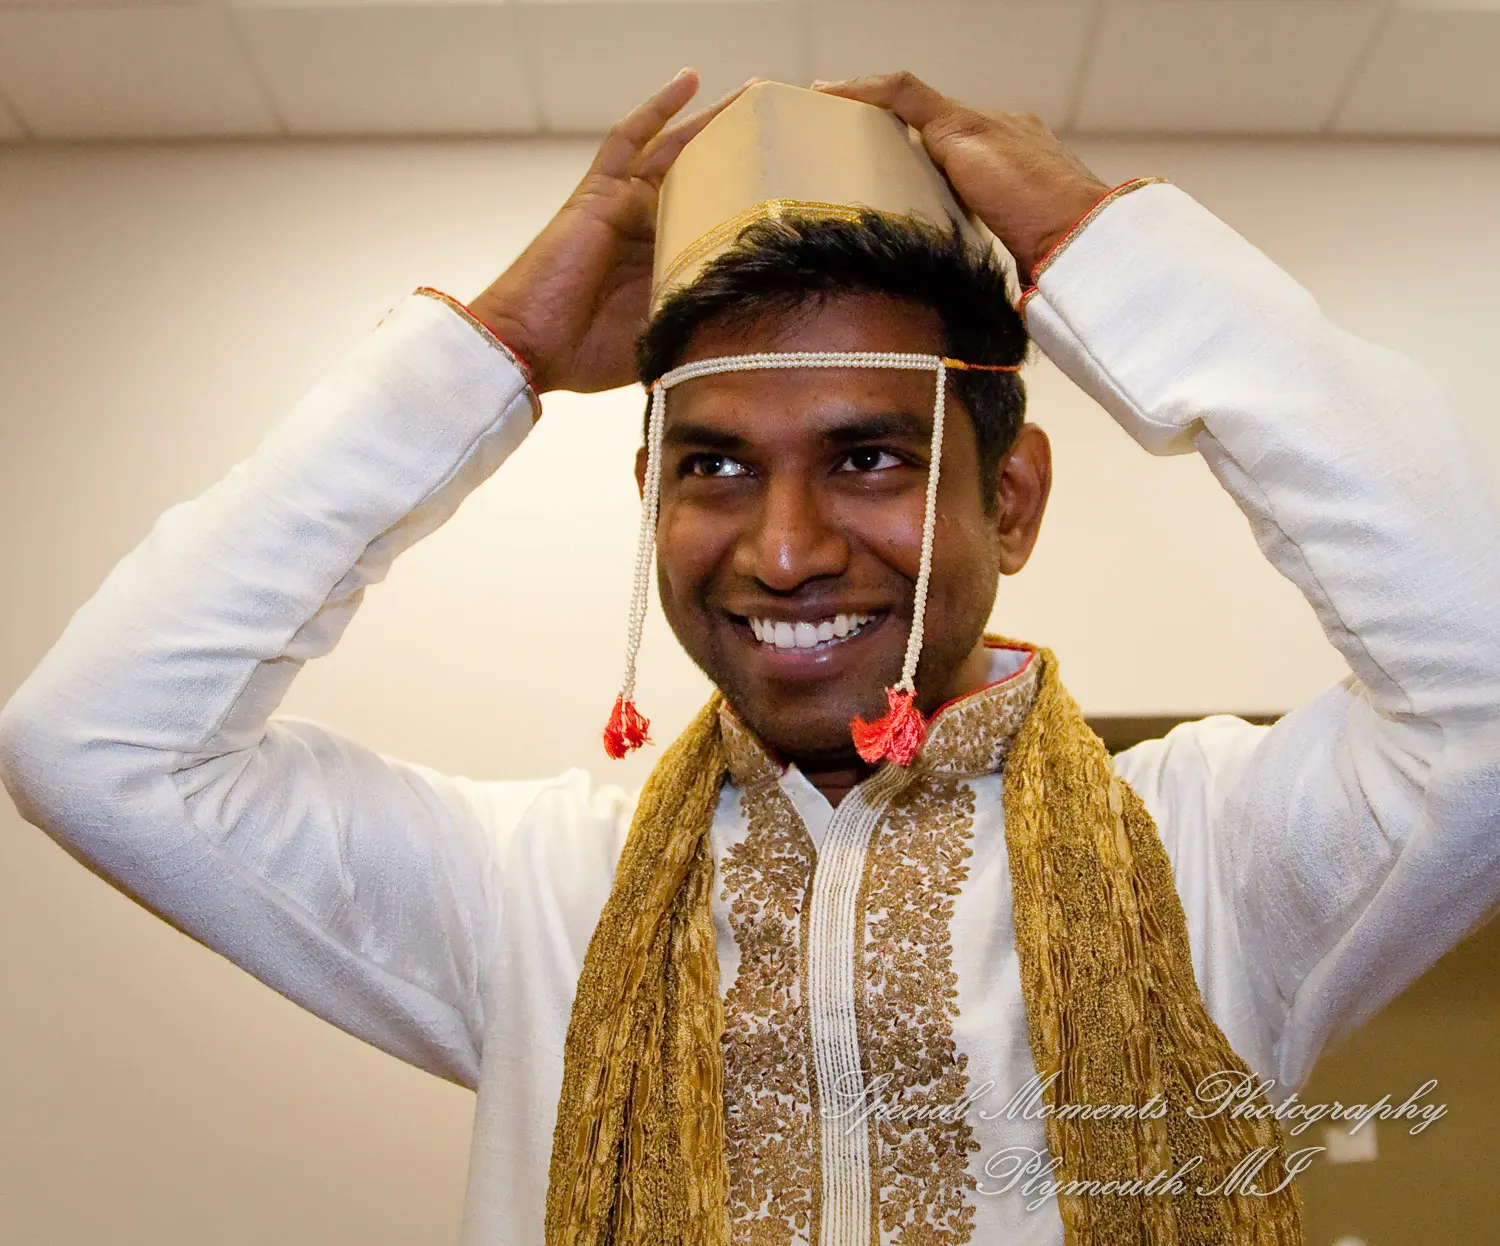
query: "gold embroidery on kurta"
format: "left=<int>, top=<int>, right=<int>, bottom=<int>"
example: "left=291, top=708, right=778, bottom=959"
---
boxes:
left=857, top=775, right=982, bottom=1246
left=718, top=650, right=1037, bottom=1246
left=721, top=781, right=821, bottom=1245
left=918, top=657, right=1039, bottom=779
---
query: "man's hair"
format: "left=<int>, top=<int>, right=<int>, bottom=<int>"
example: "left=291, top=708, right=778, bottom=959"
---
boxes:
left=636, top=210, right=1029, bottom=503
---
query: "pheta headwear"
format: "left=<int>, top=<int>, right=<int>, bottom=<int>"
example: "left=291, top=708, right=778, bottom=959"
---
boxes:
left=604, top=81, right=1022, bottom=765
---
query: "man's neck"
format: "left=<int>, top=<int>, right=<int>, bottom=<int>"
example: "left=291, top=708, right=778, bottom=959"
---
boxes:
left=801, top=758, right=876, bottom=809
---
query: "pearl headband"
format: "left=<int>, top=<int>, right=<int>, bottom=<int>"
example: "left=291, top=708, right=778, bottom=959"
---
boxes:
left=604, top=350, right=1023, bottom=767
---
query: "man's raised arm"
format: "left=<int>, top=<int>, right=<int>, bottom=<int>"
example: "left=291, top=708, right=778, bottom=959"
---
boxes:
left=0, top=70, right=743, bottom=1088
left=1027, top=179, right=1500, bottom=1088
left=0, top=289, right=541, bottom=1088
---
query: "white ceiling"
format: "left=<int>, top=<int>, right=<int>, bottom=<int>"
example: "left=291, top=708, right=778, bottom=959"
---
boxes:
left=0, top=0, right=1497, bottom=142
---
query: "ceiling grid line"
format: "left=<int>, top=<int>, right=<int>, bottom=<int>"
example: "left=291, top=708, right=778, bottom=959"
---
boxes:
left=510, top=2, right=550, bottom=136
left=1061, top=0, right=1110, bottom=134
left=793, top=0, right=814, bottom=100
left=0, top=80, right=31, bottom=142
left=518, top=3, right=559, bottom=134
left=224, top=4, right=293, bottom=139
left=1336, top=1, right=1500, bottom=137
left=1322, top=0, right=1400, bottom=135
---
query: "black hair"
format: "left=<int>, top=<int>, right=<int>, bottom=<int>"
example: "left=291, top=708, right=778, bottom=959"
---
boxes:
left=636, top=210, right=1028, bottom=503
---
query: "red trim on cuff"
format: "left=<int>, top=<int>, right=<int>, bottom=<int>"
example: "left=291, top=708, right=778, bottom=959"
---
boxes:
left=412, top=287, right=541, bottom=415
left=1016, top=177, right=1168, bottom=308
left=1015, top=285, right=1042, bottom=325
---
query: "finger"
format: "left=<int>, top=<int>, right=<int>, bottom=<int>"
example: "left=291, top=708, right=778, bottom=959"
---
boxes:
left=634, top=77, right=762, bottom=187
left=592, top=68, right=701, bottom=180
left=811, top=71, right=953, bottom=131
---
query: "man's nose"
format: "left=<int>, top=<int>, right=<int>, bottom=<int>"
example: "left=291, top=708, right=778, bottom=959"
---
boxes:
left=733, top=477, right=848, bottom=592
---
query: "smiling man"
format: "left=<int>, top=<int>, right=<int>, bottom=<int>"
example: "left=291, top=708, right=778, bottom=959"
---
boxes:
left=635, top=212, right=1044, bottom=800
left=4, top=71, right=1500, bottom=1246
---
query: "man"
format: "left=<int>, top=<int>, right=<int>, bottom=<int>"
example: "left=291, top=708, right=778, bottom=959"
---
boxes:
left=2, top=67, right=1498, bottom=1245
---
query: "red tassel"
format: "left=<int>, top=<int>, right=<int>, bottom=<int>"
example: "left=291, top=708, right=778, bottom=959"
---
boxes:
left=850, top=688, right=928, bottom=767
left=603, top=694, right=651, bottom=759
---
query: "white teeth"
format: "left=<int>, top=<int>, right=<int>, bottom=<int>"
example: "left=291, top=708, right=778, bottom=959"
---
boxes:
left=748, top=612, right=873, bottom=650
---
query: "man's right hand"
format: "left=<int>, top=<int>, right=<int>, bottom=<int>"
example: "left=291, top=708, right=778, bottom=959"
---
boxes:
left=468, top=69, right=751, bottom=397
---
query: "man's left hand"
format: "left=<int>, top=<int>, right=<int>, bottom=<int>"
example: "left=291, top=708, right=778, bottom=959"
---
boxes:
left=813, top=72, right=1111, bottom=285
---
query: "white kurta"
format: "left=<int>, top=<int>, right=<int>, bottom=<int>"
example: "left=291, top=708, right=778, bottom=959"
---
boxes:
left=3, top=182, right=1499, bottom=1245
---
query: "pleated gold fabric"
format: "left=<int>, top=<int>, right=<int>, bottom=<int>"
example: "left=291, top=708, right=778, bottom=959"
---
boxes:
left=1002, top=646, right=1303, bottom=1244
left=545, top=645, right=1304, bottom=1245
left=544, top=697, right=732, bottom=1246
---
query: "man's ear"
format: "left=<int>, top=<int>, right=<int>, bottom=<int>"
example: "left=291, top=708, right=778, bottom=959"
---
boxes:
left=634, top=446, right=648, bottom=499
left=991, top=423, right=1052, bottom=575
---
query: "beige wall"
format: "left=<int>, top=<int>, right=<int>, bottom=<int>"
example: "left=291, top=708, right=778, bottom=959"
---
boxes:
left=1, top=136, right=1497, bottom=1243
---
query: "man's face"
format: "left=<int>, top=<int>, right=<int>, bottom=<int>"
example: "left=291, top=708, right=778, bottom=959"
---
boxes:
left=642, top=292, right=1048, bottom=765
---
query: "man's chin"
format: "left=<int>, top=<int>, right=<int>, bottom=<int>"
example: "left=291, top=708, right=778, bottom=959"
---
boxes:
left=722, top=690, right=881, bottom=764
left=689, top=641, right=897, bottom=762
left=756, top=729, right=864, bottom=771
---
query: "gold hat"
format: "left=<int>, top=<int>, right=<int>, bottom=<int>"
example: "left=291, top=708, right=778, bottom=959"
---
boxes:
left=604, top=82, right=1020, bottom=766
left=651, top=80, right=992, bottom=310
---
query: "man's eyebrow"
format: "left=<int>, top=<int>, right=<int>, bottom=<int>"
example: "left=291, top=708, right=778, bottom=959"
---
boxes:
left=662, top=421, right=748, bottom=452
left=661, top=411, right=931, bottom=451
left=824, top=412, right=931, bottom=444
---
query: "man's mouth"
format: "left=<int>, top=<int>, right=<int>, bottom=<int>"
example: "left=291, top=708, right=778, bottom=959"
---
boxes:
left=743, top=612, right=878, bottom=652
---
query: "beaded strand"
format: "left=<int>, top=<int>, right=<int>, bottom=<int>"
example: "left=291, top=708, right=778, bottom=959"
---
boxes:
left=626, top=381, right=667, bottom=704
left=899, top=357, right=945, bottom=695
left=603, top=381, right=667, bottom=757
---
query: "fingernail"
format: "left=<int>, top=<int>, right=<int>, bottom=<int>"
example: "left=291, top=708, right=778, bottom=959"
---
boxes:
left=811, top=79, right=830, bottom=89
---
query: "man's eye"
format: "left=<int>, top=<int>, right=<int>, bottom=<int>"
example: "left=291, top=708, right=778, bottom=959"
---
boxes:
left=685, top=454, right=750, bottom=479
left=840, top=448, right=904, bottom=473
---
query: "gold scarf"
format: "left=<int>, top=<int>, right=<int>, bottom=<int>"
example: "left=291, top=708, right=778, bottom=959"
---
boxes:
left=545, top=645, right=1304, bottom=1245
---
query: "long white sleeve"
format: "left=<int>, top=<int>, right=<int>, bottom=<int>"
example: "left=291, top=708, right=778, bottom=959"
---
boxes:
left=1025, top=182, right=1500, bottom=1086
left=0, top=292, right=551, bottom=1090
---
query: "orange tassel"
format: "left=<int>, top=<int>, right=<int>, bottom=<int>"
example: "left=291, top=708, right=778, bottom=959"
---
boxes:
left=603, top=694, right=651, bottom=759
left=850, top=688, right=927, bottom=767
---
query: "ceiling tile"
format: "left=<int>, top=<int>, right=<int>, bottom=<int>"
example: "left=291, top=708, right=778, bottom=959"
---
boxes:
left=809, top=0, right=1096, bottom=128
left=0, top=8, right=276, bottom=139
left=1076, top=0, right=1382, bottom=134
left=1335, top=5, right=1500, bottom=135
left=233, top=4, right=538, bottom=135
left=0, top=91, right=26, bottom=140
left=518, top=0, right=803, bottom=132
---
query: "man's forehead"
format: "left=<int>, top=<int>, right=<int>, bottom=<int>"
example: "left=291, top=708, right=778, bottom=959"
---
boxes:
left=661, top=376, right=938, bottom=446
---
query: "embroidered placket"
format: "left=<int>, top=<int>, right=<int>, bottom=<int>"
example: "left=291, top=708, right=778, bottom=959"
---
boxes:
left=805, top=763, right=912, bottom=1246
